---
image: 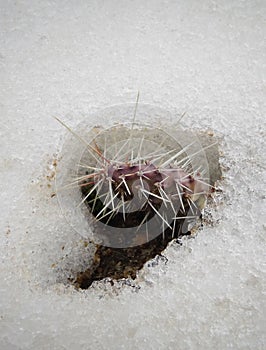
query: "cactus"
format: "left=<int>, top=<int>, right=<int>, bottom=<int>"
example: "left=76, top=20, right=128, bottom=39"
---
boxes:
left=54, top=105, right=217, bottom=288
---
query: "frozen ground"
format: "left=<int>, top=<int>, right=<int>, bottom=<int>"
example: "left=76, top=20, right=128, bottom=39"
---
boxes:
left=1, top=1, right=266, bottom=349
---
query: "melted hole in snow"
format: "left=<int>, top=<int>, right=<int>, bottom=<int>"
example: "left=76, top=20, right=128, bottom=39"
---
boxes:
left=56, top=127, right=223, bottom=290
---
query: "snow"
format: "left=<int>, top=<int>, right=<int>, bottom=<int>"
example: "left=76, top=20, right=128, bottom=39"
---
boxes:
left=1, top=1, right=265, bottom=349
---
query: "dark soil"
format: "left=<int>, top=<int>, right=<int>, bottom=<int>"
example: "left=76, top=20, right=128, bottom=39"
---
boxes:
left=72, top=184, right=198, bottom=289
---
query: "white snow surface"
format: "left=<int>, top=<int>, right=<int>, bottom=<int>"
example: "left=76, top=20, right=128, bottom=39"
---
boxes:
left=1, top=1, right=266, bottom=349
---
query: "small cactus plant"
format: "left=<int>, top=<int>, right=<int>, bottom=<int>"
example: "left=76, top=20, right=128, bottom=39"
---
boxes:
left=54, top=103, right=217, bottom=288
